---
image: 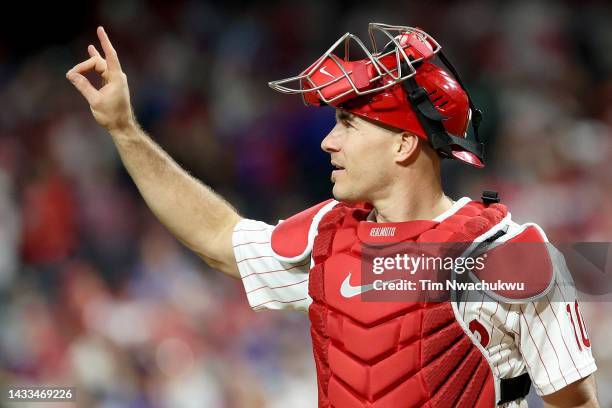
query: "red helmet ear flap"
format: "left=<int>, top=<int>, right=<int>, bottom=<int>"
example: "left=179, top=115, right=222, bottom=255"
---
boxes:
left=451, top=150, right=485, bottom=168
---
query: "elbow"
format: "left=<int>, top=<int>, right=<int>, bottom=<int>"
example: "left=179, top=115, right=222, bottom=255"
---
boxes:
left=184, top=215, right=242, bottom=279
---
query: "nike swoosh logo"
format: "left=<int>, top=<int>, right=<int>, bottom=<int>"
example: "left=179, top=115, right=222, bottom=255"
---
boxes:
left=319, top=65, right=334, bottom=78
left=340, top=273, right=401, bottom=298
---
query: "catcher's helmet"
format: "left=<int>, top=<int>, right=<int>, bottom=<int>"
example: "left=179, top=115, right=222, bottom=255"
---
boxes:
left=269, top=23, right=485, bottom=167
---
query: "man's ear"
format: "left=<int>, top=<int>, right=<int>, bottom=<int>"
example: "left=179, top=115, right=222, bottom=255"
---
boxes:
left=395, top=132, right=420, bottom=164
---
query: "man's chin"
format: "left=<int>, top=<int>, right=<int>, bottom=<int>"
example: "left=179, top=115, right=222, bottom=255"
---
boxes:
left=332, top=184, right=362, bottom=204
left=331, top=184, right=345, bottom=201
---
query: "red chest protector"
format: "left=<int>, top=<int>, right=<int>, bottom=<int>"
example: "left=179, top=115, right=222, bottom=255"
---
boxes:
left=271, top=197, right=546, bottom=407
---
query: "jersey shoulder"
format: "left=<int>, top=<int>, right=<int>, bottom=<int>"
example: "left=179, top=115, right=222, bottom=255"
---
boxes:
left=474, top=218, right=556, bottom=303
left=270, top=199, right=341, bottom=263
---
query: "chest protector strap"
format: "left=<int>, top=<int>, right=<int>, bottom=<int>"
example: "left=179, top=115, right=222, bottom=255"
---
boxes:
left=271, top=199, right=341, bottom=263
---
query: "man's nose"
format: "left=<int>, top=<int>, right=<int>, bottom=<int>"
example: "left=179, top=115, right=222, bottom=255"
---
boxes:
left=321, top=125, right=341, bottom=153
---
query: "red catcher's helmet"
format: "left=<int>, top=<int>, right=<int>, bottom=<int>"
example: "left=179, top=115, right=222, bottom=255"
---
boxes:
left=269, top=23, right=485, bottom=167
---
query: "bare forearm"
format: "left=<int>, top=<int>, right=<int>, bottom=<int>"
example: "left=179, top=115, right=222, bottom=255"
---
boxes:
left=542, top=375, right=599, bottom=408
left=544, top=400, right=599, bottom=408
left=67, top=27, right=241, bottom=278
left=110, top=123, right=241, bottom=277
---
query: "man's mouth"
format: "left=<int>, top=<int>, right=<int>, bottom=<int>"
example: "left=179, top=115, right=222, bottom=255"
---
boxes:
left=330, top=161, right=346, bottom=182
left=330, top=163, right=345, bottom=182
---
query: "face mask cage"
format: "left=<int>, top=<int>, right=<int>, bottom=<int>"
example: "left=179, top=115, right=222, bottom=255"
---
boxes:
left=268, top=23, right=442, bottom=106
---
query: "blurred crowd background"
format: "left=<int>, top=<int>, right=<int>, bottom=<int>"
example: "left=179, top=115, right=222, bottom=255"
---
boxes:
left=1, top=0, right=611, bottom=407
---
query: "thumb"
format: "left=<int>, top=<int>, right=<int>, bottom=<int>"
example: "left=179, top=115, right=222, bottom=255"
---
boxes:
left=66, top=70, right=99, bottom=105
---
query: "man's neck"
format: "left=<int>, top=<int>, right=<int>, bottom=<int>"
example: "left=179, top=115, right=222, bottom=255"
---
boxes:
left=367, top=143, right=453, bottom=223
left=372, top=190, right=454, bottom=223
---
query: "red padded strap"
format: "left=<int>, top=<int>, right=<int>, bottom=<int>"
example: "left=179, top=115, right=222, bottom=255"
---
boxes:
left=352, top=61, right=370, bottom=90
left=473, top=223, right=554, bottom=301
left=271, top=199, right=338, bottom=262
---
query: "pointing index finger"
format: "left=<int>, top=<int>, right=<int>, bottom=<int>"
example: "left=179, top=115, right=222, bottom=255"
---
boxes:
left=97, top=26, right=122, bottom=72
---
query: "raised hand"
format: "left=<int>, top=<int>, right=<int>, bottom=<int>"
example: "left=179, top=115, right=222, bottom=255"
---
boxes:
left=67, top=26, right=135, bottom=132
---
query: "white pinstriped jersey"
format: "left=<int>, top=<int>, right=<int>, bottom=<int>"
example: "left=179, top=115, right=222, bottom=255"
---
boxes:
left=233, top=219, right=311, bottom=312
left=232, top=200, right=597, bottom=406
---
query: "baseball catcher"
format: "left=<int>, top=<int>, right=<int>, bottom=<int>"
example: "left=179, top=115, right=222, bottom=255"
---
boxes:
left=67, top=24, right=599, bottom=407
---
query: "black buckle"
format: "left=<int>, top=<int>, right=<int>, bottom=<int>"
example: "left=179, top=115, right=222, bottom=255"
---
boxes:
left=481, top=190, right=500, bottom=205
left=408, top=87, right=429, bottom=105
